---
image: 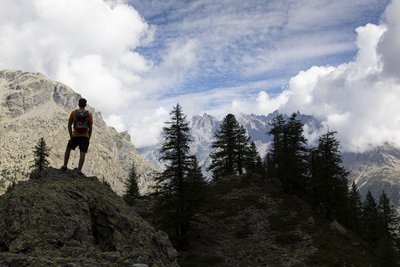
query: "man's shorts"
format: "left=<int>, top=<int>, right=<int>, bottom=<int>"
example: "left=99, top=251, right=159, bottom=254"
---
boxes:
left=68, top=137, right=90, bottom=153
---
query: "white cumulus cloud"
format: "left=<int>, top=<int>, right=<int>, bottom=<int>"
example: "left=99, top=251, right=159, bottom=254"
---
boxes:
left=0, top=0, right=152, bottom=114
left=279, top=0, right=400, bottom=151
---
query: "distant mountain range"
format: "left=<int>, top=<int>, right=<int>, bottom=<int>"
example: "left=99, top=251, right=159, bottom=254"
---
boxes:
left=139, top=112, right=400, bottom=206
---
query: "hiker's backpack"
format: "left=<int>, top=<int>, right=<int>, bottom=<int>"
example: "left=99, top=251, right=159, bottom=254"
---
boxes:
left=74, top=110, right=89, bottom=133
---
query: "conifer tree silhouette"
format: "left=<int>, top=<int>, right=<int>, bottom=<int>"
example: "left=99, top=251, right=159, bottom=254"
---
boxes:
left=123, top=162, right=140, bottom=206
left=244, top=141, right=263, bottom=175
left=208, top=114, right=250, bottom=179
left=311, top=131, right=348, bottom=220
left=361, top=191, right=381, bottom=245
left=31, top=137, right=51, bottom=173
left=155, top=103, right=196, bottom=249
left=347, top=181, right=362, bottom=231
left=266, top=113, right=309, bottom=194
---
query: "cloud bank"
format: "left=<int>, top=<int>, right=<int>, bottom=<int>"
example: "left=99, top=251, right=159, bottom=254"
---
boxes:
left=277, top=0, right=400, bottom=151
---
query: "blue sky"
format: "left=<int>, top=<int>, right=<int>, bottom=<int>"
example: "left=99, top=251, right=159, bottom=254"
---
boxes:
left=1, top=0, right=400, bottom=151
left=129, top=0, right=386, bottom=94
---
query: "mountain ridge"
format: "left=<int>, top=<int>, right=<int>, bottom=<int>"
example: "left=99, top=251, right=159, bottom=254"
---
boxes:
left=141, top=111, right=400, bottom=205
left=0, top=70, right=155, bottom=195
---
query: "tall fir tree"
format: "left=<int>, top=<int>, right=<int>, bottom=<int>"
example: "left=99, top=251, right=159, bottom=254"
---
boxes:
left=208, top=114, right=250, bottom=179
left=266, top=113, right=309, bottom=194
left=378, top=191, right=399, bottom=241
left=154, top=103, right=193, bottom=248
left=347, top=181, right=362, bottom=231
left=361, top=191, right=381, bottom=245
left=284, top=113, right=309, bottom=194
left=31, top=137, right=51, bottom=173
left=183, top=156, right=208, bottom=234
left=235, top=125, right=250, bottom=175
left=244, top=141, right=263, bottom=175
left=266, top=113, right=285, bottom=181
left=123, top=162, right=140, bottom=206
left=310, top=131, right=348, bottom=221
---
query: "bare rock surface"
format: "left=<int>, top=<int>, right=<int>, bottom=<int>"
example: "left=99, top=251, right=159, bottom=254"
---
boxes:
left=0, top=167, right=177, bottom=267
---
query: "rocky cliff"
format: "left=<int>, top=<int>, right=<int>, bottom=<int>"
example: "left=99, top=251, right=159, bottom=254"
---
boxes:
left=0, top=70, right=155, bottom=195
left=0, top=167, right=177, bottom=266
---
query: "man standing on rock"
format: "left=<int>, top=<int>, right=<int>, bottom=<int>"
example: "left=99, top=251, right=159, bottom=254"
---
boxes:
left=61, top=98, right=93, bottom=175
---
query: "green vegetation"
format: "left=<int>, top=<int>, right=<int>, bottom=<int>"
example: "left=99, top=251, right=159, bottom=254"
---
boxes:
left=31, top=137, right=51, bottom=173
left=154, top=104, right=207, bottom=249
left=208, top=113, right=263, bottom=179
left=153, top=109, right=400, bottom=265
left=123, top=161, right=140, bottom=206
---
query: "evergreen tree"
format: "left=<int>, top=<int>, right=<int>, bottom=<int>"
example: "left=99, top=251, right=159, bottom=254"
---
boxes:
left=235, top=125, right=250, bottom=175
left=244, top=141, right=263, bottom=175
left=284, top=113, right=309, bottom=194
left=123, top=162, right=140, bottom=206
left=208, top=114, right=250, bottom=179
left=361, top=191, right=381, bottom=245
left=310, top=131, right=348, bottom=221
left=183, top=157, right=207, bottom=233
left=347, top=181, right=362, bottom=231
left=378, top=191, right=399, bottom=240
left=31, top=137, right=51, bottom=173
left=155, top=103, right=193, bottom=248
left=266, top=113, right=285, bottom=181
left=266, top=113, right=309, bottom=194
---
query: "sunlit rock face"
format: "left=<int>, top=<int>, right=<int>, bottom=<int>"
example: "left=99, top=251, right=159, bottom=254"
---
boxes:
left=0, top=70, right=155, bottom=195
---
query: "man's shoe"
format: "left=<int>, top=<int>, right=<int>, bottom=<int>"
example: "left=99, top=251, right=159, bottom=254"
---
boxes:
left=74, top=168, right=84, bottom=176
left=60, top=166, right=67, bottom=172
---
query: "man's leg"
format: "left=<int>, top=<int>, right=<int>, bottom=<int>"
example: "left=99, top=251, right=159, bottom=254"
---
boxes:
left=78, top=152, right=86, bottom=171
left=62, top=145, right=72, bottom=169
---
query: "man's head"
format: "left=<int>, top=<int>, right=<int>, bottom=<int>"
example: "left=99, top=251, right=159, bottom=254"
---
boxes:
left=78, top=98, right=87, bottom=108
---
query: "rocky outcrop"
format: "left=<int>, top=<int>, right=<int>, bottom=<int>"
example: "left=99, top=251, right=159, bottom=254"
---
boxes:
left=0, top=167, right=177, bottom=266
left=0, top=70, right=155, bottom=195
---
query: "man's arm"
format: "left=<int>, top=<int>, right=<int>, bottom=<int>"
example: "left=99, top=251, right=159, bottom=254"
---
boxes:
left=68, top=112, right=74, bottom=138
left=88, top=113, right=93, bottom=139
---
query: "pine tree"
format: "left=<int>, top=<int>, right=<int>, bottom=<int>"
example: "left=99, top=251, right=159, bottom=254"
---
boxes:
left=235, top=125, right=250, bottom=175
left=208, top=114, right=250, bottom=179
left=284, top=113, right=309, bottom=194
left=266, top=113, right=285, bottom=181
left=155, top=103, right=193, bottom=248
left=244, top=141, right=263, bottom=175
left=378, top=191, right=399, bottom=240
left=123, top=162, right=140, bottom=206
left=266, top=113, right=309, bottom=194
left=310, top=131, right=348, bottom=221
left=183, top=157, right=207, bottom=233
left=31, top=137, right=51, bottom=173
left=347, top=181, right=362, bottom=231
left=361, top=191, right=381, bottom=245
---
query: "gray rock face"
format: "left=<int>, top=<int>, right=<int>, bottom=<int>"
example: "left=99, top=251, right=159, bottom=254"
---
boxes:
left=343, top=143, right=400, bottom=204
left=0, top=70, right=155, bottom=195
left=0, top=167, right=178, bottom=266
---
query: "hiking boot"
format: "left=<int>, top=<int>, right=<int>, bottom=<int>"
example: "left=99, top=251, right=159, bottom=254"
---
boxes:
left=74, top=168, right=84, bottom=176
